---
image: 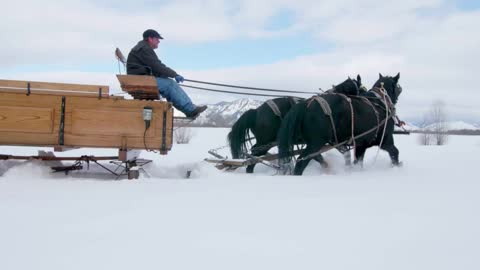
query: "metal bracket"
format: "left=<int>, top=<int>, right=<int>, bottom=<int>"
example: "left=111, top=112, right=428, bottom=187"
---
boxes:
left=161, top=110, right=167, bottom=153
left=58, top=96, right=65, bottom=145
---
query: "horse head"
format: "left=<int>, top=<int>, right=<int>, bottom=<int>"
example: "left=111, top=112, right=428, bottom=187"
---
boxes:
left=374, top=73, right=402, bottom=104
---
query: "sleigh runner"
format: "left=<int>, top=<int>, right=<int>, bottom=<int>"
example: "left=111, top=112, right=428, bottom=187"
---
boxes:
left=205, top=146, right=337, bottom=171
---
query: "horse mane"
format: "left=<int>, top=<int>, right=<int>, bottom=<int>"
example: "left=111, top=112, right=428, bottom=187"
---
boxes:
left=327, top=78, right=362, bottom=96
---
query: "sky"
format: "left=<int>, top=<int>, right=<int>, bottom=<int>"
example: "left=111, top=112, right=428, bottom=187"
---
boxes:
left=1, top=0, right=479, bottom=123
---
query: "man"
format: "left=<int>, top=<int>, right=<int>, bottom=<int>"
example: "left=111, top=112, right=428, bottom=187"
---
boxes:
left=127, top=29, right=207, bottom=118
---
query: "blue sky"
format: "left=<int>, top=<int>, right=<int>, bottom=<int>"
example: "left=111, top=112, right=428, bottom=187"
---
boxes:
left=456, top=0, right=480, bottom=9
left=0, top=0, right=476, bottom=73
left=0, top=33, right=322, bottom=72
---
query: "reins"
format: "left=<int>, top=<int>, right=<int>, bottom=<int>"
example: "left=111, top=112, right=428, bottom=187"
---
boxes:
left=182, top=78, right=319, bottom=97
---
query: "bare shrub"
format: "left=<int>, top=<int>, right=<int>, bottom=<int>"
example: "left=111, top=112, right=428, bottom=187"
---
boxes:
left=418, top=132, right=434, bottom=146
left=430, top=100, right=449, bottom=145
left=419, top=100, right=449, bottom=146
left=174, top=127, right=193, bottom=144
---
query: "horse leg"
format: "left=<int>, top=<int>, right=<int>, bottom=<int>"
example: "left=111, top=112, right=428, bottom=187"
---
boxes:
left=245, top=143, right=259, bottom=173
left=381, top=144, right=401, bottom=166
left=293, top=155, right=311, bottom=175
left=293, top=144, right=323, bottom=175
left=246, top=143, right=271, bottom=173
left=337, top=145, right=351, bottom=166
left=353, top=145, right=367, bottom=167
left=343, top=150, right=351, bottom=166
left=314, top=154, right=329, bottom=169
left=245, top=164, right=255, bottom=173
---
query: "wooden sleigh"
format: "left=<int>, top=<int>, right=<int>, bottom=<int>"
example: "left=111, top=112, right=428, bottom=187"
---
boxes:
left=0, top=49, right=176, bottom=179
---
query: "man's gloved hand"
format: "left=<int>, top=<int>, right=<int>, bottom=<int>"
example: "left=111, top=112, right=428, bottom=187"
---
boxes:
left=175, top=75, right=185, bottom=83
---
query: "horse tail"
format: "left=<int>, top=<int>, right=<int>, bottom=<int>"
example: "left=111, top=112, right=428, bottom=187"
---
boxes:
left=278, top=101, right=307, bottom=162
left=228, top=109, right=257, bottom=158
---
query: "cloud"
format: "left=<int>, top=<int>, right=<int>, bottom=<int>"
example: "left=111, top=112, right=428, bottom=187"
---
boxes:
left=0, top=0, right=449, bottom=67
left=0, top=0, right=237, bottom=66
left=1, top=0, right=479, bottom=122
left=184, top=8, right=480, bottom=121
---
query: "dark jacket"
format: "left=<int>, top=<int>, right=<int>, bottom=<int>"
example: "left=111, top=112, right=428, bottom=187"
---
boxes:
left=126, top=40, right=178, bottom=78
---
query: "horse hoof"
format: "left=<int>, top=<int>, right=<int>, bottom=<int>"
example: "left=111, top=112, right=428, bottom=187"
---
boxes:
left=352, top=162, right=364, bottom=169
left=392, top=161, right=403, bottom=167
left=348, top=164, right=362, bottom=172
left=277, top=164, right=293, bottom=175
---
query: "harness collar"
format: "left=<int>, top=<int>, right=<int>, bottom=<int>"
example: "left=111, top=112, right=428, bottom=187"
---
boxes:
left=371, top=85, right=396, bottom=117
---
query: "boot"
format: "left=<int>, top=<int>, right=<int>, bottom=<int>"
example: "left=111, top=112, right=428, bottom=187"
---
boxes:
left=185, top=105, right=208, bottom=118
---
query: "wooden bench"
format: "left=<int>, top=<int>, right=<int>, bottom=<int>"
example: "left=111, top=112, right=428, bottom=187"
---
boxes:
left=115, top=48, right=160, bottom=100
left=0, top=79, right=110, bottom=98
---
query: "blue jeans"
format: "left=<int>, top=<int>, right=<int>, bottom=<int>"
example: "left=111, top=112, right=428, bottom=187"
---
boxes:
left=156, top=77, right=195, bottom=113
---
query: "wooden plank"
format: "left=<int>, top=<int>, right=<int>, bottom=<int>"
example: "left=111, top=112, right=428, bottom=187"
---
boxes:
left=116, top=75, right=159, bottom=100
left=0, top=88, right=110, bottom=98
left=0, top=131, right=59, bottom=146
left=205, top=158, right=247, bottom=167
left=0, top=92, right=62, bottom=107
left=0, top=92, right=173, bottom=152
left=64, top=97, right=173, bottom=150
left=0, top=106, right=54, bottom=133
left=0, top=154, right=118, bottom=161
left=53, top=146, right=79, bottom=152
left=0, top=93, right=61, bottom=146
left=0, top=79, right=110, bottom=96
left=115, top=48, right=127, bottom=64
left=62, top=134, right=172, bottom=151
left=71, top=108, right=156, bottom=137
left=205, top=148, right=309, bottom=170
left=0, top=79, right=110, bottom=93
left=116, top=75, right=157, bottom=87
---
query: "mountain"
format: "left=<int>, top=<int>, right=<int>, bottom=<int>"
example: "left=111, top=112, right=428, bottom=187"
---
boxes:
left=422, top=121, right=480, bottom=131
left=408, top=121, right=480, bottom=135
left=192, top=98, right=264, bottom=127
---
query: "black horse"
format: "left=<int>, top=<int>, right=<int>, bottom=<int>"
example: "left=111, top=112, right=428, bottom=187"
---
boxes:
left=278, top=73, right=403, bottom=175
left=228, top=75, right=363, bottom=173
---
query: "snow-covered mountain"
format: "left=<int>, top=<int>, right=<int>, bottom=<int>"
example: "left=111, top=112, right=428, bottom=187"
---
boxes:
left=421, top=121, right=480, bottom=131
left=192, top=98, right=264, bottom=126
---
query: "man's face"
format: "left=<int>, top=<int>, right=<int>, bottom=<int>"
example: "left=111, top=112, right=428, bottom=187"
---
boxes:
left=147, top=37, right=160, bottom=49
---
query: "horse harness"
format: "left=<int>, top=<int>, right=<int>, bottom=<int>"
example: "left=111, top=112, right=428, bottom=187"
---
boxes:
left=371, top=87, right=396, bottom=116
left=266, top=96, right=302, bottom=119
left=307, top=95, right=339, bottom=145
left=306, top=85, right=396, bottom=147
left=297, top=87, right=398, bottom=161
left=306, top=93, right=357, bottom=147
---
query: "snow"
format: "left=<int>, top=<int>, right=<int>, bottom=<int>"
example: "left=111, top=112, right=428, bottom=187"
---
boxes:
left=1, top=129, right=480, bottom=270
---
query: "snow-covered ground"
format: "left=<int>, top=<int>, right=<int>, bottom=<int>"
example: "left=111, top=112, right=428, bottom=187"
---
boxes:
left=1, top=128, right=479, bottom=270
